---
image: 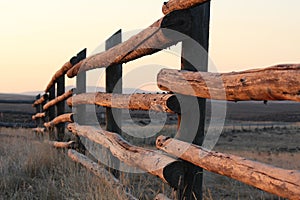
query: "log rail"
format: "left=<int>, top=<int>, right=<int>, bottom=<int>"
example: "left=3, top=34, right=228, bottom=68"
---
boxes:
left=68, top=92, right=179, bottom=113
left=43, top=89, right=74, bottom=111
left=157, top=64, right=300, bottom=102
left=156, top=136, right=300, bottom=200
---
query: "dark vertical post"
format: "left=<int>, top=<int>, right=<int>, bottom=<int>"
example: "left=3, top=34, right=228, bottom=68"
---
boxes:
left=74, top=49, right=87, bottom=154
left=56, top=75, right=65, bottom=141
left=35, top=94, right=41, bottom=127
left=75, top=49, right=87, bottom=125
left=48, top=85, right=56, bottom=140
left=179, top=3, right=210, bottom=200
left=105, top=29, right=122, bottom=178
left=105, top=29, right=122, bottom=134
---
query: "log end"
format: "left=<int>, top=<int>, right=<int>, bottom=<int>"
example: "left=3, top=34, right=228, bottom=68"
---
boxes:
left=163, top=161, right=186, bottom=190
left=166, top=95, right=181, bottom=114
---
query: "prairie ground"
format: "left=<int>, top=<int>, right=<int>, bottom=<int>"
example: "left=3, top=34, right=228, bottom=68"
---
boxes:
left=1, top=124, right=299, bottom=200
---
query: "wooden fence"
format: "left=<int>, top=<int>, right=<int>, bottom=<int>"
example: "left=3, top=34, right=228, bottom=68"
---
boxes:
left=31, top=0, right=300, bottom=199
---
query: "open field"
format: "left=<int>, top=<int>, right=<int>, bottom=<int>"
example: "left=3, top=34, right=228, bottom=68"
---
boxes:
left=1, top=124, right=299, bottom=199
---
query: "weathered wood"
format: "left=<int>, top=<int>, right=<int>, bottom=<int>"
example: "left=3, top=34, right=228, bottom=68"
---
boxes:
left=56, top=76, right=66, bottom=141
left=156, top=136, right=300, bottom=200
left=44, top=113, right=74, bottom=128
left=179, top=3, right=210, bottom=199
left=66, top=10, right=192, bottom=78
left=154, top=194, right=172, bottom=200
left=32, top=127, right=45, bottom=134
left=67, top=92, right=179, bottom=113
left=32, top=94, right=48, bottom=107
left=105, top=30, right=123, bottom=178
left=45, top=61, right=73, bottom=92
left=48, top=141, right=74, bottom=149
left=32, top=112, right=46, bottom=120
left=157, top=64, right=300, bottom=102
left=67, top=149, right=138, bottom=200
left=43, top=89, right=74, bottom=110
left=67, top=123, right=186, bottom=189
left=48, top=85, right=56, bottom=140
left=34, top=94, right=43, bottom=128
left=162, top=0, right=209, bottom=15
left=76, top=49, right=87, bottom=125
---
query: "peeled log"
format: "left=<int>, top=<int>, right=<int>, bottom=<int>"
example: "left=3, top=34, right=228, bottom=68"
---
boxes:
left=157, top=64, right=300, bottom=102
left=32, top=94, right=48, bottom=107
left=43, top=89, right=74, bottom=110
left=45, top=62, right=73, bottom=92
left=162, top=0, right=209, bottom=15
left=68, top=92, right=179, bottom=113
left=156, top=136, right=300, bottom=200
left=32, top=112, right=46, bottom=120
left=48, top=141, right=74, bottom=149
left=66, top=10, right=192, bottom=78
left=67, top=123, right=186, bottom=189
left=68, top=149, right=138, bottom=200
left=32, top=127, right=45, bottom=134
left=44, top=113, right=74, bottom=128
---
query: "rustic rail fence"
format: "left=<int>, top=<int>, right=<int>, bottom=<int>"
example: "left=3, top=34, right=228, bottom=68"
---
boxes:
left=30, top=0, right=300, bottom=199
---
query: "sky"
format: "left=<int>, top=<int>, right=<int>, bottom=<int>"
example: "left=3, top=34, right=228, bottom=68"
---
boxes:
left=0, top=0, right=300, bottom=94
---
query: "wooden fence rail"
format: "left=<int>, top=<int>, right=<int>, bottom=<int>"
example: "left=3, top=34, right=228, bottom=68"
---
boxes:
left=68, top=149, right=138, bottom=200
left=67, top=92, right=179, bottom=113
left=156, top=136, right=300, bottom=199
left=66, top=9, right=192, bottom=78
left=32, top=112, right=46, bottom=120
left=157, top=64, right=300, bottom=102
left=44, top=113, right=74, bottom=128
left=32, top=94, right=48, bottom=107
left=67, top=123, right=186, bottom=189
left=43, top=89, right=74, bottom=111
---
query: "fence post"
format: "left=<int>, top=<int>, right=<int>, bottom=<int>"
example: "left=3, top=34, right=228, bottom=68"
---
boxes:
left=75, top=49, right=87, bottom=125
left=56, top=75, right=65, bottom=141
left=48, top=85, right=56, bottom=140
left=105, top=29, right=122, bottom=178
left=35, top=94, right=42, bottom=127
left=178, top=2, right=210, bottom=200
left=74, top=49, right=87, bottom=153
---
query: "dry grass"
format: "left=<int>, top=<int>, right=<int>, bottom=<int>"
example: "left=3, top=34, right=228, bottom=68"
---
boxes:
left=0, top=128, right=119, bottom=200
left=1, top=125, right=298, bottom=200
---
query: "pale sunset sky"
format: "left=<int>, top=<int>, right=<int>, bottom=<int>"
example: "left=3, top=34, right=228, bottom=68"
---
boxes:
left=0, top=0, right=299, bottom=94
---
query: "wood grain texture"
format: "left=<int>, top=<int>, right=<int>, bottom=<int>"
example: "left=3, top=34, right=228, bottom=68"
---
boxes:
left=66, top=10, right=192, bottom=78
left=156, top=136, right=300, bottom=200
left=67, top=123, right=186, bottom=189
left=68, top=92, right=177, bottom=113
left=32, top=94, right=48, bottom=107
left=157, top=64, right=300, bottom=102
left=43, top=89, right=74, bottom=110
left=32, top=112, right=46, bottom=120
left=32, top=127, right=45, bottom=134
left=45, top=61, right=73, bottom=92
left=44, top=113, right=74, bottom=128
left=162, top=0, right=209, bottom=15
left=68, top=149, right=138, bottom=200
left=48, top=141, right=74, bottom=149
